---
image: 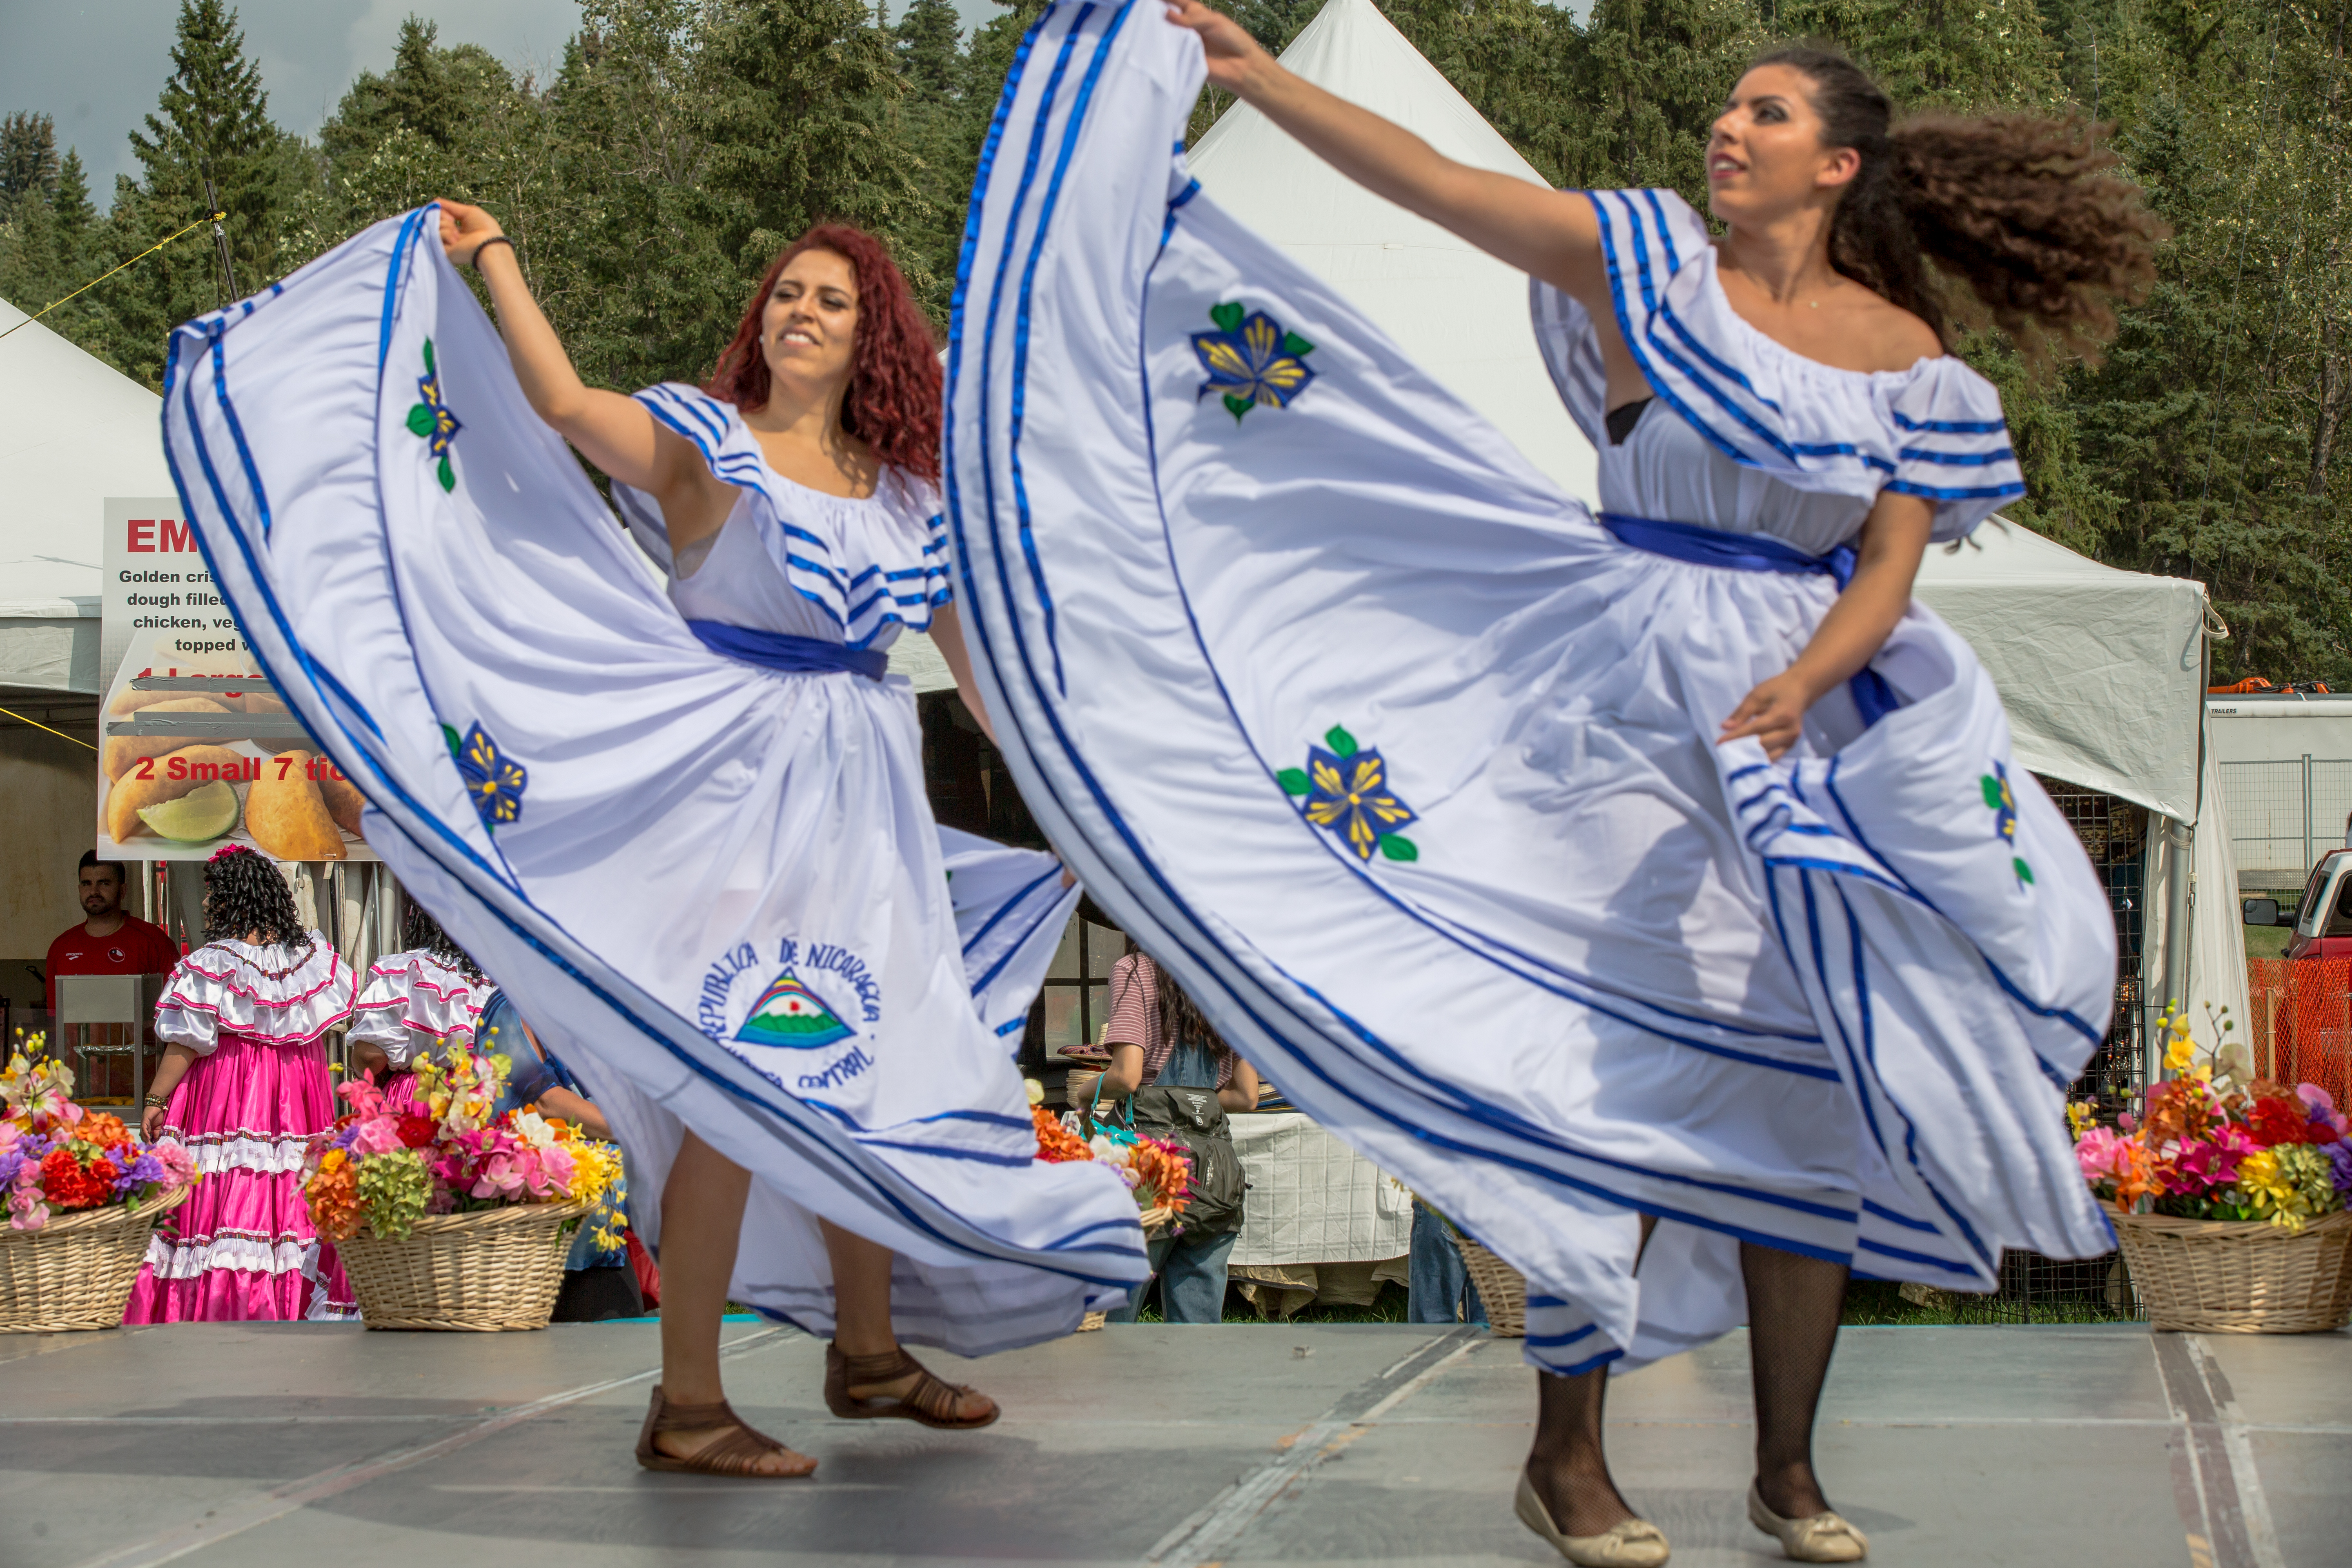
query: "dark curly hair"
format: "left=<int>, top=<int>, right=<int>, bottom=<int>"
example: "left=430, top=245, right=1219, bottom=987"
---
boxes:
left=704, top=224, right=942, bottom=482
left=402, top=900, right=484, bottom=984
left=202, top=846, right=304, bottom=948
left=1754, top=45, right=2165, bottom=362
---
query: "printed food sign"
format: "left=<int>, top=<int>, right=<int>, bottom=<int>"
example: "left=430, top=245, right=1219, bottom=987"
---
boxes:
left=98, top=498, right=376, bottom=863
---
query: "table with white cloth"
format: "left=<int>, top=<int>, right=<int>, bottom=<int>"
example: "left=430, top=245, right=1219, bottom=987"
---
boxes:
left=1225, top=1111, right=1414, bottom=1318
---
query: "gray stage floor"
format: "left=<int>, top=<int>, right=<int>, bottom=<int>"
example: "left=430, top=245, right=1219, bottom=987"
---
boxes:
left=3, top=1320, right=2345, bottom=1567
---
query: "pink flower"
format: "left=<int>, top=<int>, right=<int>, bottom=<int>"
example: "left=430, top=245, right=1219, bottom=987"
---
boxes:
left=2169, top=1137, right=2236, bottom=1194
left=7, top=1185, right=45, bottom=1230
left=2076, top=1127, right=2137, bottom=1183
left=470, top=1152, right=523, bottom=1200
left=337, top=1078, right=387, bottom=1120
left=347, top=1117, right=407, bottom=1156
left=148, top=1139, right=197, bottom=1190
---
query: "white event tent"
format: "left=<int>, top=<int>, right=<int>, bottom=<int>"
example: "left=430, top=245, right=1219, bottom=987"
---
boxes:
left=0, top=296, right=172, bottom=695
left=1184, top=0, right=2234, bottom=1056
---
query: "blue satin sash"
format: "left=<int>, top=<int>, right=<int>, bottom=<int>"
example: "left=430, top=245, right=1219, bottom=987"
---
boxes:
left=1597, top=513, right=1898, bottom=727
left=685, top=620, right=889, bottom=682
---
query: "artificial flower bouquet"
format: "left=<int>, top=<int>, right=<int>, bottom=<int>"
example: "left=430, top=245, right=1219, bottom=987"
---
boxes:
left=2, top=1032, right=198, bottom=1232
left=1028, top=1085, right=1195, bottom=1229
left=303, top=1038, right=621, bottom=1249
left=2071, top=1005, right=2352, bottom=1334
left=2072, top=1005, right=2350, bottom=1232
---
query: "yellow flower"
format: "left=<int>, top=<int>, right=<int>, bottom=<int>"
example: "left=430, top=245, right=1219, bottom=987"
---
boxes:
left=319, top=1149, right=346, bottom=1174
left=2238, top=1149, right=2309, bottom=1232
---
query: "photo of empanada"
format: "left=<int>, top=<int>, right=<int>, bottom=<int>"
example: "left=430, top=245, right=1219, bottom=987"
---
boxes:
left=105, top=744, right=248, bottom=842
left=102, top=697, right=233, bottom=780
left=316, top=764, right=367, bottom=840
left=245, top=750, right=347, bottom=861
left=241, top=691, right=290, bottom=715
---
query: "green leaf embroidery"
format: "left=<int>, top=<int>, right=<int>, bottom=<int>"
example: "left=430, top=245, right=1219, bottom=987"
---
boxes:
left=1209, top=301, right=1244, bottom=333
left=406, top=403, right=435, bottom=438
left=1282, top=331, right=1315, bottom=356
left=1379, top=834, right=1419, bottom=863
left=1980, top=774, right=2004, bottom=809
left=441, top=722, right=463, bottom=759
left=1222, top=392, right=1252, bottom=422
left=437, top=456, right=456, bottom=492
left=1276, top=767, right=1311, bottom=795
left=2014, top=858, right=2035, bottom=885
left=1323, top=725, right=1359, bottom=757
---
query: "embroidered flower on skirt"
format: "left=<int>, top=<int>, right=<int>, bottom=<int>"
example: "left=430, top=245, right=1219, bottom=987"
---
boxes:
left=1192, top=302, right=1316, bottom=422
left=1279, top=725, right=1419, bottom=862
left=1980, top=761, right=2033, bottom=887
left=405, top=338, right=461, bottom=492
left=442, top=721, right=526, bottom=827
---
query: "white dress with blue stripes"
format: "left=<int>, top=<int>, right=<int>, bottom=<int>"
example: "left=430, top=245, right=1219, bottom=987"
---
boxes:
left=158, top=207, right=1147, bottom=1355
left=946, top=4, right=2116, bottom=1375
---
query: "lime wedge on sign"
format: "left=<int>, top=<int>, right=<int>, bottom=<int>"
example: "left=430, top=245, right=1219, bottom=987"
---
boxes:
left=139, top=780, right=241, bottom=843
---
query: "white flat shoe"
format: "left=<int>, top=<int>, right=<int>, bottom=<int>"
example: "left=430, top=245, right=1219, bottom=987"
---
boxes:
left=1515, top=1471, right=1670, bottom=1567
left=1747, top=1481, right=1868, bottom=1562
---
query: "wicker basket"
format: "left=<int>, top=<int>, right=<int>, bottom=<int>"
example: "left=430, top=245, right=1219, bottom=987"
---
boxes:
left=1455, top=1235, right=1529, bottom=1338
left=339, top=1200, right=590, bottom=1331
left=0, top=1185, right=187, bottom=1333
left=2105, top=1201, right=2352, bottom=1333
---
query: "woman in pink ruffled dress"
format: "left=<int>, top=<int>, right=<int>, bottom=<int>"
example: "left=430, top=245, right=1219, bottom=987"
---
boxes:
left=125, top=845, right=360, bottom=1322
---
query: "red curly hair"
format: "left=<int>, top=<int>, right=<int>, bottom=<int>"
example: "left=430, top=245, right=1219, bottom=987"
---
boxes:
left=705, top=225, right=941, bottom=482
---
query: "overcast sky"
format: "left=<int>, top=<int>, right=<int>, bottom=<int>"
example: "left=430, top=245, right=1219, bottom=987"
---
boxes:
left=0, top=0, right=1007, bottom=195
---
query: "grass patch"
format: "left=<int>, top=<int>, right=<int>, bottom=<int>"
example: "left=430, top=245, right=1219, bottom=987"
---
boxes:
left=2244, top=921, right=2296, bottom=959
left=1838, top=1280, right=2136, bottom=1325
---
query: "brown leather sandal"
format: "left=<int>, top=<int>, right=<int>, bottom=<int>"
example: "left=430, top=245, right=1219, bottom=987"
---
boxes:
left=823, top=1343, right=1000, bottom=1430
left=634, top=1384, right=816, bottom=1477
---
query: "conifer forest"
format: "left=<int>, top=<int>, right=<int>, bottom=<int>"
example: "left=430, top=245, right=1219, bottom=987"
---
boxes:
left=4, top=0, right=2348, bottom=682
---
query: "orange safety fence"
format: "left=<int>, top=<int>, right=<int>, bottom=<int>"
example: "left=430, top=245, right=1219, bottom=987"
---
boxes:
left=2243, top=959, right=2352, bottom=1109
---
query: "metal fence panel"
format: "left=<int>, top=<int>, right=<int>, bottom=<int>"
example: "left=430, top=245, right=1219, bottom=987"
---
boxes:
left=2218, top=757, right=2352, bottom=885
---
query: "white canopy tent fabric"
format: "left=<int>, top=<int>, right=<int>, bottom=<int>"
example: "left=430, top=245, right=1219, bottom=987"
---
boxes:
left=0, top=296, right=173, bottom=694
left=1187, top=0, right=1597, bottom=501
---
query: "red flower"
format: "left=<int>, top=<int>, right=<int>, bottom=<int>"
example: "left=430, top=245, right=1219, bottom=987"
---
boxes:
left=38, top=1148, right=115, bottom=1209
left=2247, top=1097, right=2316, bottom=1147
left=396, top=1115, right=437, bottom=1150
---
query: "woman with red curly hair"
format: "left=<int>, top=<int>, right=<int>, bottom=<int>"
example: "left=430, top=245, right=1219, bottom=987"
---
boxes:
left=360, top=200, right=1149, bottom=1476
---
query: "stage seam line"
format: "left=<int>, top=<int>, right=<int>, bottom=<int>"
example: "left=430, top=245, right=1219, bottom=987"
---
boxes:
left=2192, top=1338, right=2286, bottom=1568
left=1142, top=1327, right=1480, bottom=1567
left=2152, top=1331, right=2283, bottom=1568
left=64, top=1326, right=789, bottom=1568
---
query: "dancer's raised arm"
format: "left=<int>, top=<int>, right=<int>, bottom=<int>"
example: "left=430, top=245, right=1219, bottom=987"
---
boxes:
left=437, top=200, right=725, bottom=543
left=1165, top=2, right=1605, bottom=304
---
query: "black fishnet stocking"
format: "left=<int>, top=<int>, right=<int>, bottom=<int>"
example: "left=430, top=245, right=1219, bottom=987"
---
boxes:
left=1523, top=1216, right=1655, bottom=1537
left=1740, top=1240, right=1849, bottom=1520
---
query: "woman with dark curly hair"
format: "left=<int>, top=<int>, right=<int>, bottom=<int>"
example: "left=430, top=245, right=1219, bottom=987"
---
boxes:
left=348, top=901, right=493, bottom=1086
left=125, top=845, right=358, bottom=1322
left=944, top=8, right=2167, bottom=1561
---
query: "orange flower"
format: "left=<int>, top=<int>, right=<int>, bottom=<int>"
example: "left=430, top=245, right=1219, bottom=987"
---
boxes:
left=1032, top=1105, right=1092, bottom=1163
left=75, top=1112, right=131, bottom=1152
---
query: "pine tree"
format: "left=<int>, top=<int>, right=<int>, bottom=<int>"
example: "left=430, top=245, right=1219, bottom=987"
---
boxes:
left=697, top=0, right=929, bottom=282
left=0, top=111, right=59, bottom=206
left=895, top=0, right=965, bottom=98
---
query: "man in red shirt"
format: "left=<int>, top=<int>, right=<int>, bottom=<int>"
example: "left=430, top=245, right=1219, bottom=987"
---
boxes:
left=45, top=853, right=180, bottom=1013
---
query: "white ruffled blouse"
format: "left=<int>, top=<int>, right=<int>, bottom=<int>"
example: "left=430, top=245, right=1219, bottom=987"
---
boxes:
left=347, top=948, right=494, bottom=1067
left=1530, top=188, right=2025, bottom=550
left=153, top=933, right=356, bottom=1054
left=613, top=383, right=950, bottom=651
